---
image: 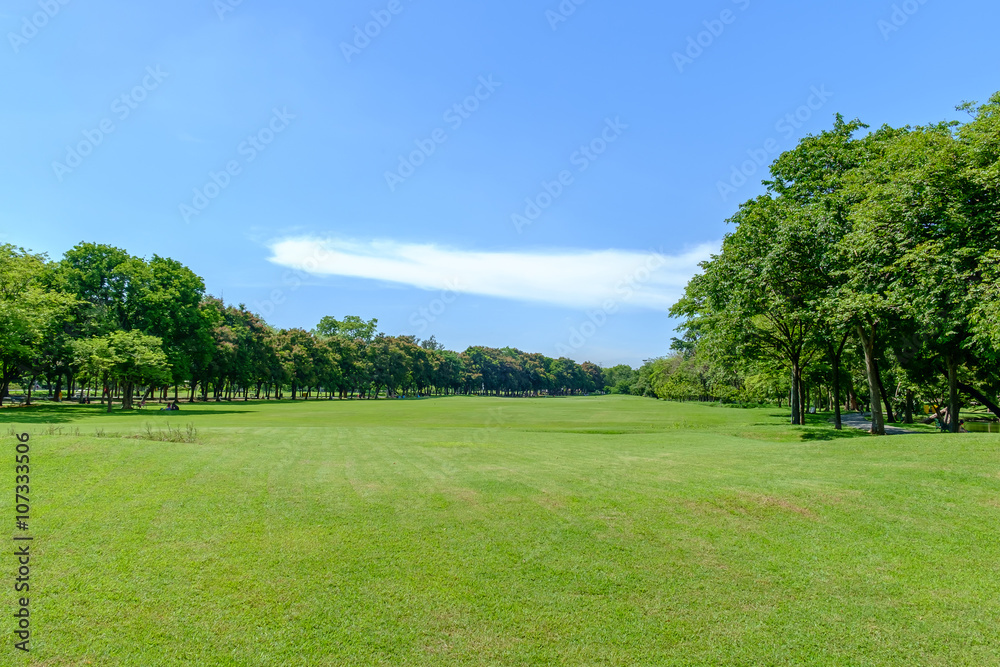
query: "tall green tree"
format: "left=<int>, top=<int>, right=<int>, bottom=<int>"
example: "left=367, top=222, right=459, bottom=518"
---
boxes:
left=315, top=315, right=378, bottom=342
left=73, top=331, right=171, bottom=411
left=0, top=246, right=75, bottom=404
left=673, top=197, right=832, bottom=424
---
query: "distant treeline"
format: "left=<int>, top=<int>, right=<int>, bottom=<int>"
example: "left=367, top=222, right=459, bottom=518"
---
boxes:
left=0, top=243, right=610, bottom=410
left=643, top=92, right=1000, bottom=434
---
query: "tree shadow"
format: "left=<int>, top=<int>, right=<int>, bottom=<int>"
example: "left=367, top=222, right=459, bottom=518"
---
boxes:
left=800, top=428, right=872, bottom=442
left=0, top=403, right=252, bottom=424
left=0, top=405, right=78, bottom=424
left=754, top=410, right=881, bottom=441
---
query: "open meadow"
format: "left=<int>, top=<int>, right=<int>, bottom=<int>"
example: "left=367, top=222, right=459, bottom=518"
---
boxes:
left=3, top=395, right=1000, bottom=665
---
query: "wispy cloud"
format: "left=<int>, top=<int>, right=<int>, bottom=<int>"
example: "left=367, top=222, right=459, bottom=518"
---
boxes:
left=266, top=236, right=717, bottom=311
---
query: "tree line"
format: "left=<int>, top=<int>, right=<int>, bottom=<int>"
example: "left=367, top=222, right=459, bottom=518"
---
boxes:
left=650, top=92, right=1000, bottom=434
left=0, top=243, right=607, bottom=410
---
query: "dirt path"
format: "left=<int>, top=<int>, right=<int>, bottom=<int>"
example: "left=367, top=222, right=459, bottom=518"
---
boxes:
left=839, top=412, right=923, bottom=435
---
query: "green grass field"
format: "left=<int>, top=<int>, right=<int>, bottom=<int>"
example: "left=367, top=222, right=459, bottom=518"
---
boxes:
left=2, top=396, right=999, bottom=665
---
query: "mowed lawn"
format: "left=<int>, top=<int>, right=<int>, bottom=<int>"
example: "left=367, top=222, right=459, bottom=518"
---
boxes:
left=3, top=396, right=1000, bottom=666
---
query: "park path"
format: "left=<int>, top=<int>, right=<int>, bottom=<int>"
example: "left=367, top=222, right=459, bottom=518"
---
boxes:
left=839, top=412, right=922, bottom=435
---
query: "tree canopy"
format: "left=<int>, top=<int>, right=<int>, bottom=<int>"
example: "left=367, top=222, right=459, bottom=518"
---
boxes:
left=0, top=243, right=606, bottom=408
left=668, top=92, right=1000, bottom=433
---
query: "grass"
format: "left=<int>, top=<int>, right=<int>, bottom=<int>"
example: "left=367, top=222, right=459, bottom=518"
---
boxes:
left=2, top=396, right=999, bottom=665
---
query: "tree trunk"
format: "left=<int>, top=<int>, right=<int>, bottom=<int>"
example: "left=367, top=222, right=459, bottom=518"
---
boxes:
left=790, top=365, right=801, bottom=425
left=0, top=371, right=10, bottom=405
left=121, top=382, right=135, bottom=410
left=874, top=357, right=895, bottom=423
left=946, top=355, right=961, bottom=433
left=904, top=390, right=914, bottom=424
left=800, top=377, right=808, bottom=424
left=956, top=381, right=1000, bottom=421
left=832, top=363, right=842, bottom=430
left=104, top=380, right=113, bottom=413
left=857, top=323, right=886, bottom=436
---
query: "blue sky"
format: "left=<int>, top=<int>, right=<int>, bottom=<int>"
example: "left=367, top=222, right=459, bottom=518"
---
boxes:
left=2, top=0, right=998, bottom=366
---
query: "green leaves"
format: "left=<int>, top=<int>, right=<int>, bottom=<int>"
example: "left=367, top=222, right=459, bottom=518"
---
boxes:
left=72, top=330, right=171, bottom=388
left=0, top=245, right=77, bottom=394
left=672, top=92, right=1000, bottom=425
left=315, top=315, right=379, bottom=342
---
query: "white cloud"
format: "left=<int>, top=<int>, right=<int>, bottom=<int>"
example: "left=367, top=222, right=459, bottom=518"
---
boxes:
left=266, top=236, right=717, bottom=311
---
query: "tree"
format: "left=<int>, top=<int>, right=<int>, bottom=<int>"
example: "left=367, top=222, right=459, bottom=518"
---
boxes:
left=960, top=94, right=1000, bottom=419
left=315, top=315, right=378, bottom=342
left=580, top=362, right=604, bottom=393
left=420, top=335, right=445, bottom=351
left=278, top=329, right=318, bottom=400
left=850, top=123, right=995, bottom=431
left=313, top=337, right=343, bottom=399
left=435, top=350, right=466, bottom=395
left=369, top=335, right=410, bottom=398
left=71, top=336, right=116, bottom=413
left=56, top=242, right=136, bottom=334
left=53, top=243, right=209, bottom=402
left=602, top=364, right=636, bottom=393
left=673, top=197, right=830, bottom=424
left=765, top=116, right=899, bottom=430
left=73, top=331, right=171, bottom=411
left=135, top=256, right=208, bottom=396
left=0, top=246, right=75, bottom=404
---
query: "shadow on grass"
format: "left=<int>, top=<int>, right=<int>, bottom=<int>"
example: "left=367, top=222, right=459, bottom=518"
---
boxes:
left=0, top=404, right=78, bottom=424
left=800, top=428, right=872, bottom=441
left=0, top=402, right=251, bottom=424
left=755, top=411, right=883, bottom=441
